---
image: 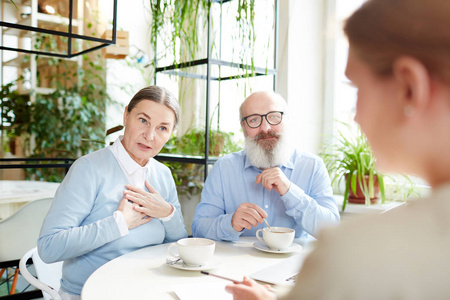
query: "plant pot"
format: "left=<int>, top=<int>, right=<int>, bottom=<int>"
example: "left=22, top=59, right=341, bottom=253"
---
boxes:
left=348, top=175, right=380, bottom=204
left=9, top=136, right=17, bottom=155
left=209, top=133, right=224, bottom=156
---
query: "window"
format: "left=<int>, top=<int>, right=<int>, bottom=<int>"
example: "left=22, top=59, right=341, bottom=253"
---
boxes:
left=328, top=0, right=366, bottom=136
left=326, top=0, right=429, bottom=199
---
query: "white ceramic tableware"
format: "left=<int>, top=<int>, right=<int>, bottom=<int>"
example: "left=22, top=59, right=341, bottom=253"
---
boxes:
left=256, top=227, right=295, bottom=251
left=253, top=241, right=302, bottom=254
left=168, top=238, right=215, bottom=267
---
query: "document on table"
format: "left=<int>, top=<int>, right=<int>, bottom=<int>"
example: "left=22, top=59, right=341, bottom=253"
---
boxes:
left=173, top=282, right=232, bottom=300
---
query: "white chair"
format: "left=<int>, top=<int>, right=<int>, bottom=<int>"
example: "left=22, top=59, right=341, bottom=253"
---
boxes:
left=0, top=197, right=53, bottom=261
left=0, top=197, right=53, bottom=295
left=19, top=247, right=63, bottom=300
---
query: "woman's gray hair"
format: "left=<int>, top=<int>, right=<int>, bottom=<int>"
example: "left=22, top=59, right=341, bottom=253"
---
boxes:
left=127, top=86, right=180, bottom=129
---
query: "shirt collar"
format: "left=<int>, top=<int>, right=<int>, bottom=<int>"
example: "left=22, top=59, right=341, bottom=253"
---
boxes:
left=243, top=149, right=295, bottom=171
left=110, top=136, right=151, bottom=175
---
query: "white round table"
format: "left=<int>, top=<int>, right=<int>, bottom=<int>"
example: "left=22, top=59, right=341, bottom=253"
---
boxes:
left=0, top=180, right=60, bottom=220
left=82, top=237, right=305, bottom=300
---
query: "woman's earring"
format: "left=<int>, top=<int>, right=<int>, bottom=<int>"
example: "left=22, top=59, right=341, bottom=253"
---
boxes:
left=404, top=105, right=415, bottom=117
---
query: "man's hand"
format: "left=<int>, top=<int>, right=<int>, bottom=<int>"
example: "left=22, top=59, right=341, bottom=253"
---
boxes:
left=231, top=203, right=268, bottom=232
left=116, top=197, right=152, bottom=230
left=256, top=167, right=291, bottom=196
left=124, top=180, right=173, bottom=219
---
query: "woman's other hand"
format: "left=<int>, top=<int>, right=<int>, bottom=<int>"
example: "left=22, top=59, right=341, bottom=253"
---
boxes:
left=117, top=197, right=152, bottom=229
left=124, top=180, right=173, bottom=219
left=225, top=276, right=276, bottom=300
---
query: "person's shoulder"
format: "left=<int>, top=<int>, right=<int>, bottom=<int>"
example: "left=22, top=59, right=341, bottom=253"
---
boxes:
left=62, top=148, right=116, bottom=184
left=299, top=192, right=450, bottom=298
left=320, top=200, right=425, bottom=252
left=291, top=149, right=324, bottom=165
left=150, top=157, right=172, bottom=175
left=70, top=147, right=115, bottom=171
left=214, top=150, right=245, bottom=165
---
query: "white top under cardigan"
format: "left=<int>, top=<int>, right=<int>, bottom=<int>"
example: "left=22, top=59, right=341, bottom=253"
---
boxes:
left=109, top=136, right=176, bottom=236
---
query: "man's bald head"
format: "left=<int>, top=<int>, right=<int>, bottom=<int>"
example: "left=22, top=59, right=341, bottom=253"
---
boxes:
left=239, top=91, right=287, bottom=121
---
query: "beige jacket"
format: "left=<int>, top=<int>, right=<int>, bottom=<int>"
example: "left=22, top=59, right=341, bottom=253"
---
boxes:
left=281, top=184, right=450, bottom=300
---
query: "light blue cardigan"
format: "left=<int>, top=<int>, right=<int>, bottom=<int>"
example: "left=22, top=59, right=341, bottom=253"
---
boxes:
left=38, top=148, right=187, bottom=295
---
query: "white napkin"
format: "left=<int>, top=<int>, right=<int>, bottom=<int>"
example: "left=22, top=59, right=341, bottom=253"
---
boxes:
left=172, top=282, right=232, bottom=300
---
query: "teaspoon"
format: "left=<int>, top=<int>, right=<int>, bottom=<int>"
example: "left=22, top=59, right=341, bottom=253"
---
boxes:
left=166, top=257, right=181, bottom=265
left=263, top=218, right=272, bottom=231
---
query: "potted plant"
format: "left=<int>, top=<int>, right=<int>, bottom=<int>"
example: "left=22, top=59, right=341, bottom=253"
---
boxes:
left=0, top=80, right=31, bottom=135
left=0, top=50, right=109, bottom=182
left=321, top=123, right=386, bottom=212
left=0, top=79, right=32, bottom=157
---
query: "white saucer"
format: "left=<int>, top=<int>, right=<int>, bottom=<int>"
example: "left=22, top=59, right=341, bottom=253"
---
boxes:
left=253, top=241, right=303, bottom=254
left=166, top=259, right=221, bottom=271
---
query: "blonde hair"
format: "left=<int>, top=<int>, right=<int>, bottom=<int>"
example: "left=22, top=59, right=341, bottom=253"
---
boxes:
left=344, top=0, right=450, bottom=83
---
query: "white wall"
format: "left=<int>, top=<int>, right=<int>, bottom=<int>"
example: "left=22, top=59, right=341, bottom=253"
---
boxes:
left=277, top=0, right=327, bottom=154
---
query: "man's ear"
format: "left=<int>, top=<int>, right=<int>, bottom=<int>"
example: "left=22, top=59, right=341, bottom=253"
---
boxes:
left=241, top=122, right=247, bottom=137
left=392, top=56, right=431, bottom=115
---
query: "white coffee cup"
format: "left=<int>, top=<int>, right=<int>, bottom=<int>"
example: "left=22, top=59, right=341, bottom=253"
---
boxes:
left=168, top=238, right=215, bottom=267
left=256, top=227, right=295, bottom=251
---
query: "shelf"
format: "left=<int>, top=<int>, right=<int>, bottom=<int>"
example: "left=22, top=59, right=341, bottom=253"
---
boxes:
left=153, top=0, right=278, bottom=180
left=154, top=153, right=219, bottom=165
left=154, top=58, right=276, bottom=81
left=34, top=87, right=56, bottom=94
left=10, top=86, right=56, bottom=95
left=3, top=13, right=80, bottom=37
left=335, top=194, right=406, bottom=218
left=6, top=0, right=31, bottom=5
left=3, top=54, right=28, bottom=67
left=3, top=53, right=79, bottom=69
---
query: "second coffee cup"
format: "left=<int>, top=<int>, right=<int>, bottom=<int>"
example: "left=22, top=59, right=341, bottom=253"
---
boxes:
left=256, top=227, right=295, bottom=251
left=168, top=237, right=215, bottom=267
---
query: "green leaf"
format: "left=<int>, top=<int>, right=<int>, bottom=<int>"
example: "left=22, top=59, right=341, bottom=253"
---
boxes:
left=350, top=172, right=357, bottom=196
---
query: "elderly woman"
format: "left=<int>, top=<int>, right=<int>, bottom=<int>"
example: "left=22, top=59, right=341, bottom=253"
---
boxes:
left=38, top=86, right=188, bottom=299
left=226, top=0, right=450, bottom=299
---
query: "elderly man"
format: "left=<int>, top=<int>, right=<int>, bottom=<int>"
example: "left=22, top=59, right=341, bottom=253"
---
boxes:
left=192, top=91, right=340, bottom=241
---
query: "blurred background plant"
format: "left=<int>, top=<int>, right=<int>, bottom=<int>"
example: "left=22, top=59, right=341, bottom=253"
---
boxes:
left=0, top=49, right=109, bottom=182
left=321, top=122, right=418, bottom=211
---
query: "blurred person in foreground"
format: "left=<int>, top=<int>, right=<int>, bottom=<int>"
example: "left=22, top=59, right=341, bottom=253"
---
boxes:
left=192, top=91, right=340, bottom=242
left=38, top=86, right=188, bottom=299
left=226, top=0, right=450, bottom=299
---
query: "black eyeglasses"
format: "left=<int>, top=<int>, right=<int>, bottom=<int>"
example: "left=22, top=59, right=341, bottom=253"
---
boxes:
left=241, top=111, right=284, bottom=128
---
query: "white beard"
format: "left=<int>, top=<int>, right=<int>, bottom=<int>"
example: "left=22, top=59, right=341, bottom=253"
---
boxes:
left=244, top=131, right=293, bottom=169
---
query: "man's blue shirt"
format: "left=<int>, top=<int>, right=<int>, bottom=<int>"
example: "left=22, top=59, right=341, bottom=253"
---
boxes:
left=192, top=149, right=340, bottom=241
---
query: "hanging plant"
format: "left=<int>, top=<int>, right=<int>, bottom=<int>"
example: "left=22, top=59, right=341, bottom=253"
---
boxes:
left=235, top=0, right=256, bottom=75
left=149, top=0, right=263, bottom=72
left=150, top=0, right=211, bottom=68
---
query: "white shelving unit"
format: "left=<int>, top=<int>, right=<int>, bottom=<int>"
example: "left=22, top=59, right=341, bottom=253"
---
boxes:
left=1, top=0, right=84, bottom=97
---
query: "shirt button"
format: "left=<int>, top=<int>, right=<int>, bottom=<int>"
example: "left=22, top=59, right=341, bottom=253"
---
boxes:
left=265, top=205, right=268, bottom=209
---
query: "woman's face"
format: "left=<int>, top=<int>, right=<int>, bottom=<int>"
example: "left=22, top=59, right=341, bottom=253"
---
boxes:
left=345, top=48, right=407, bottom=172
left=122, top=100, right=175, bottom=166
